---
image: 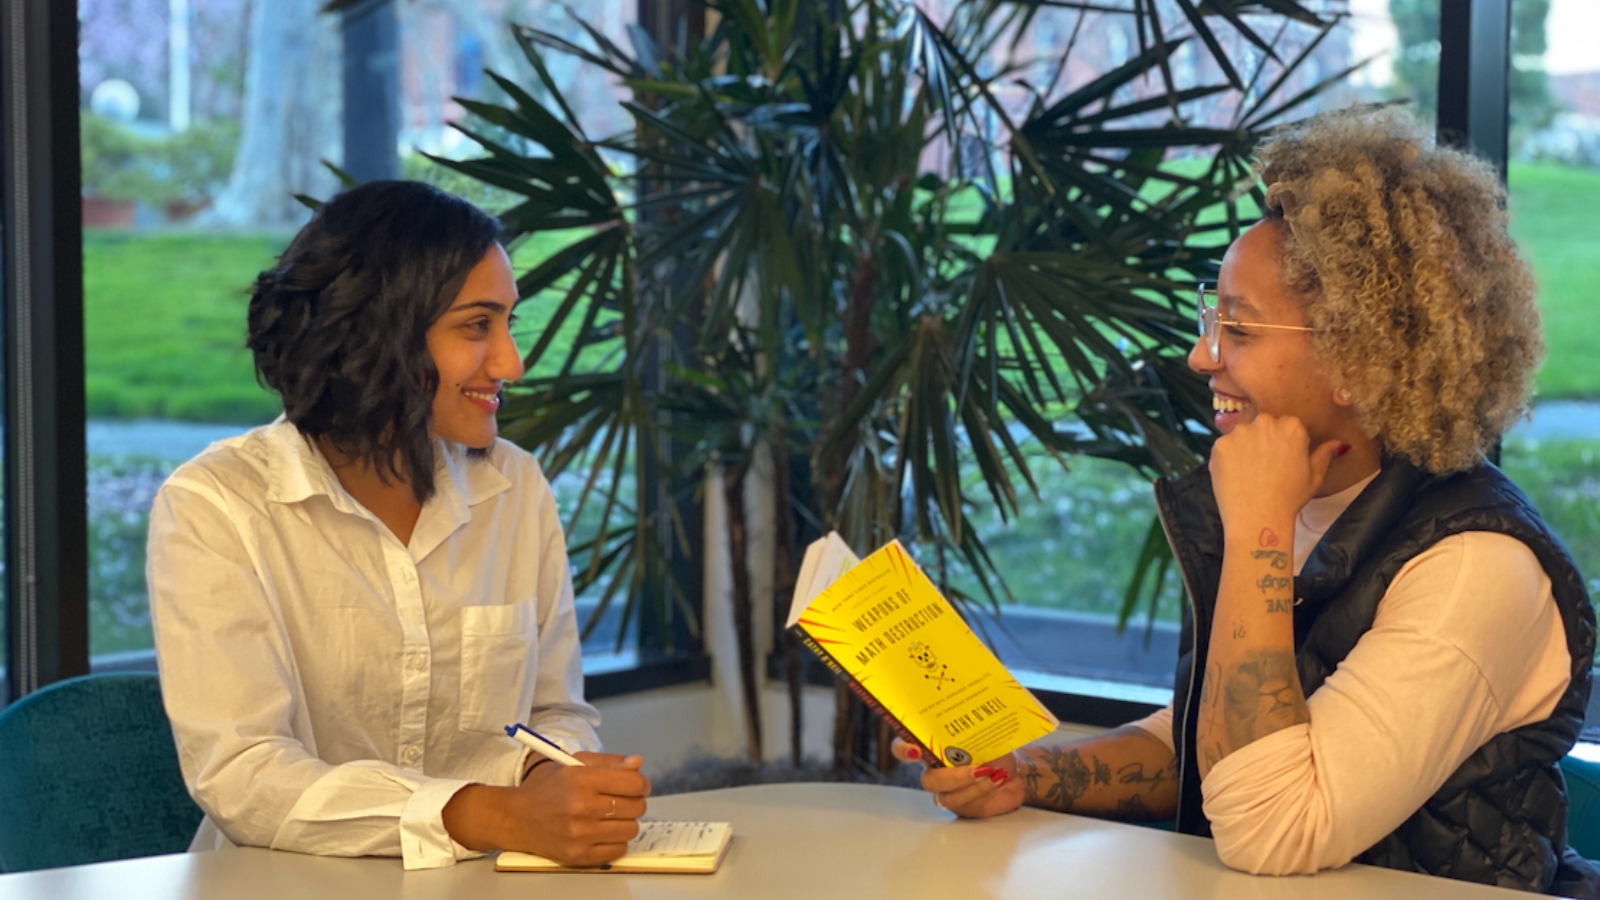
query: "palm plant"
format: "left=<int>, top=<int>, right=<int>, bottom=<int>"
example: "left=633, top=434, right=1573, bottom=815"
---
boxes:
left=427, top=0, right=1353, bottom=770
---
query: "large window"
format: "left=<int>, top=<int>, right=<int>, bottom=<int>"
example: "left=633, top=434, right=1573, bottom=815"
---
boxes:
left=12, top=0, right=1583, bottom=725
left=1502, top=0, right=1600, bottom=663
left=76, top=0, right=644, bottom=670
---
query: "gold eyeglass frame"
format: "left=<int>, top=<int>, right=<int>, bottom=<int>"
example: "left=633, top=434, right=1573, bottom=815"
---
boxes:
left=1196, top=284, right=1315, bottom=363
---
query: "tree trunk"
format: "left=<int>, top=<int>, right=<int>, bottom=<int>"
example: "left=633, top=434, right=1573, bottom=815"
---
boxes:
left=342, top=1, right=400, bottom=183
left=205, top=0, right=341, bottom=228
left=724, top=460, right=763, bottom=760
left=771, top=426, right=805, bottom=767
left=432, top=0, right=528, bottom=91
left=825, top=248, right=883, bottom=776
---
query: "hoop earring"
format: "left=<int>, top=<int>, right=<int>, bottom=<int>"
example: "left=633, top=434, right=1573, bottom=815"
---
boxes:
left=1337, top=388, right=1352, bottom=402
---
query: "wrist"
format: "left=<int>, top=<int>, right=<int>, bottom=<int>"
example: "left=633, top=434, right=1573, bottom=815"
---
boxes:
left=1222, top=515, right=1296, bottom=551
left=441, top=783, right=509, bottom=852
left=521, top=755, right=554, bottom=783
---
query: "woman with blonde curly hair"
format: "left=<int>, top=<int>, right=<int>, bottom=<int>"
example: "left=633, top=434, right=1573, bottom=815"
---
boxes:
left=895, top=105, right=1599, bottom=895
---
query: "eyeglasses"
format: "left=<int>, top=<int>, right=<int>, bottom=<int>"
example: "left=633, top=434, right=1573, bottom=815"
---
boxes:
left=1196, top=284, right=1315, bottom=363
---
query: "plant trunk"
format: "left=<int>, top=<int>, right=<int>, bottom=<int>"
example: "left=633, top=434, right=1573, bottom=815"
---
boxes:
left=825, top=248, right=884, bottom=777
left=833, top=679, right=855, bottom=776
left=771, top=426, right=804, bottom=766
left=817, top=250, right=880, bottom=506
left=844, top=251, right=879, bottom=387
left=724, top=460, right=763, bottom=760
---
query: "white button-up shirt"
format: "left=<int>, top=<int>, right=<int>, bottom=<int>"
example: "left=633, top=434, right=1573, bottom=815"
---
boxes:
left=148, top=421, right=601, bottom=869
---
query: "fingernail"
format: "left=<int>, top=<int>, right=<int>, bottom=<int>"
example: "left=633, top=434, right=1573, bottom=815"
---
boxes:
left=989, top=769, right=1008, bottom=783
left=973, top=765, right=993, bottom=778
left=1336, top=444, right=1351, bottom=457
left=906, top=746, right=921, bottom=761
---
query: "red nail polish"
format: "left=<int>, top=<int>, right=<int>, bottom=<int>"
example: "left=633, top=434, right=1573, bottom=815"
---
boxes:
left=906, top=746, right=921, bottom=761
left=973, top=765, right=993, bottom=778
left=1336, top=444, right=1351, bottom=457
left=989, top=769, right=1008, bottom=783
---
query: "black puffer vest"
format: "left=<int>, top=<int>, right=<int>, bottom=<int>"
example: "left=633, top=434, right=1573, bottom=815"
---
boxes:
left=1156, top=458, right=1599, bottom=894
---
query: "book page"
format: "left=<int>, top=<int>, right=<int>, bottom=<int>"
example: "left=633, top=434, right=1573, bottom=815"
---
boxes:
left=792, top=538, right=825, bottom=627
left=787, top=532, right=860, bottom=627
left=496, top=821, right=731, bottom=872
left=627, top=821, right=730, bottom=858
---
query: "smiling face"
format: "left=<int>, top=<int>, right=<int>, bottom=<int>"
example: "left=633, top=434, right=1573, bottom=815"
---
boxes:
left=425, top=243, right=525, bottom=449
left=1188, top=219, right=1350, bottom=443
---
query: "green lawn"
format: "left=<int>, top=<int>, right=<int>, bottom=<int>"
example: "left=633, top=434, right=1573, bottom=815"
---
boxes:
left=1508, top=163, right=1600, bottom=400
left=84, top=230, right=285, bottom=423
left=83, top=228, right=586, bottom=423
left=1501, top=436, right=1600, bottom=599
left=82, top=162, right=1600, bottom=423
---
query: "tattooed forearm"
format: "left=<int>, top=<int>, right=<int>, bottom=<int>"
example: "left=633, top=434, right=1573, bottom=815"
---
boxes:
left=1200, top=521, right=1305, bottom=776
left=1254, top=573, right=1292, bottom=594
left=1221, top=648, right=1308, bottom=749
left=1015, top=729, right=1179, bottom=819
left=1117, top=759, right=1175, bottom=788
left=1198, top=660, right=1222, bottom=721
left=1035, top=747, right=1095, bottom=811
left=1251, top=549, right=1288, bottom=570
left=1021, top=760, right=1044, bottom=802
left=1116, top=793, right=1153, bottom=820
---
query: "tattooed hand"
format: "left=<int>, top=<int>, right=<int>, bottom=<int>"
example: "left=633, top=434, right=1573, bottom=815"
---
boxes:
left=1209, top=413, right=1343, bottom=531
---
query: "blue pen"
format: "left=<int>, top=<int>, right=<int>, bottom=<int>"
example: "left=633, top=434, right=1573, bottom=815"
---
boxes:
left=505, top=723, right=585, bottom=767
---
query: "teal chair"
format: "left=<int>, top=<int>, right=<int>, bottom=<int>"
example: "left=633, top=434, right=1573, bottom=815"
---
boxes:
left=1565, top=754, right=1600, bottom=862
left=0, top=673, right=203, bottom=873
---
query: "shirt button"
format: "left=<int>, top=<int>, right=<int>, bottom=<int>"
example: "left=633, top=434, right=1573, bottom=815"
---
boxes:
left=408, top=654, right=426, bottom=672
left=403, top=746, right=420, bottom=764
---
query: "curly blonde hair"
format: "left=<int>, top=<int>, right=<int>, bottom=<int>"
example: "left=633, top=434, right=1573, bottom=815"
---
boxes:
left=1255, top=104, right=1543, bottom=474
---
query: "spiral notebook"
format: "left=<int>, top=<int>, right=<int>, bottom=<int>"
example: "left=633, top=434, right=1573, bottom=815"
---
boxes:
left=495, top=821, right=733, bottom=874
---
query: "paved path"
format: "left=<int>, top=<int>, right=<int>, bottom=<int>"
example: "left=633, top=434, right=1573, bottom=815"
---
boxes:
left=1508, top=401, right=1600, bottom=441
left=86, top=418, right=261, bottom=460
left=82, top=401, right=1600, bottom=462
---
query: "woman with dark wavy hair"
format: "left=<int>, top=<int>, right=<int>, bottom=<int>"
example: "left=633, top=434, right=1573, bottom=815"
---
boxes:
left=897, top=106, right=1599, bottom=895
left=148, top=180, right=649, bottom=870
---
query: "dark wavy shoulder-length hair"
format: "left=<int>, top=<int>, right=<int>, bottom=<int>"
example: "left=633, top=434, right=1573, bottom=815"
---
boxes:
left=247, top=180, right=501, bottom=503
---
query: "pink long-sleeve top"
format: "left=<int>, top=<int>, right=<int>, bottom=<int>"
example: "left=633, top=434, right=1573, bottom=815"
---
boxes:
left=1130, top=473, right=1573, bottom=876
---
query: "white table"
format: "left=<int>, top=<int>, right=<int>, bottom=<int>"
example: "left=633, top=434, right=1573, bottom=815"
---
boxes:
left=0, top=783, right=1546, bottom=899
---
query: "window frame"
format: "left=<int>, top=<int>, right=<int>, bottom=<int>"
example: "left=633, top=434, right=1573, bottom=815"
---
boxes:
left=2, top=0, right=91, bottom=706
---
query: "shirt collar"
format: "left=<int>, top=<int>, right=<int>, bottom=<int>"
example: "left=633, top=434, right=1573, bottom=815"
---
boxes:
left=1298, top=469, right=1381, bottom=540
left=409, top=440, right=514, bottom=559
left=264, top=419, right=346, bottom=507
left=264, top=419, right=513, bottom=515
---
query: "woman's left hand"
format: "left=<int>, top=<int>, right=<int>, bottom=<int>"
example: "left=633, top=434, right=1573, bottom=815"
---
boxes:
left=1209, top=413, right=1343, bottom=529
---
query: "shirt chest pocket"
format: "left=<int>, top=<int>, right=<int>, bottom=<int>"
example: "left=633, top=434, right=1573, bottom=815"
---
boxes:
left=459, top=601, right=539, bottom=735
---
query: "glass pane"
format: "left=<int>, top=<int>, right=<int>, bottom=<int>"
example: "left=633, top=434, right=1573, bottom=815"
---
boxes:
left=962, top=2, right=1438, bottom=691
left=78, top=0, right=639, bottom=664
left=1503, top=0, right=1600, bottom=673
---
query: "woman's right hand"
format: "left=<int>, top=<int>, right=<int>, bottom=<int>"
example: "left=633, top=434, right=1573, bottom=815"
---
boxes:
left=443, top=751, right=651, bottom=865
left=892, top=738, right=1024, bottom=819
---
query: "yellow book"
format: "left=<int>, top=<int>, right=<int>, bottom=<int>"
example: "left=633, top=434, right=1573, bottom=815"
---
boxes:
left=496, top=821, right=732, bottom=874
left=788, top=533, right=1059, bottom=767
